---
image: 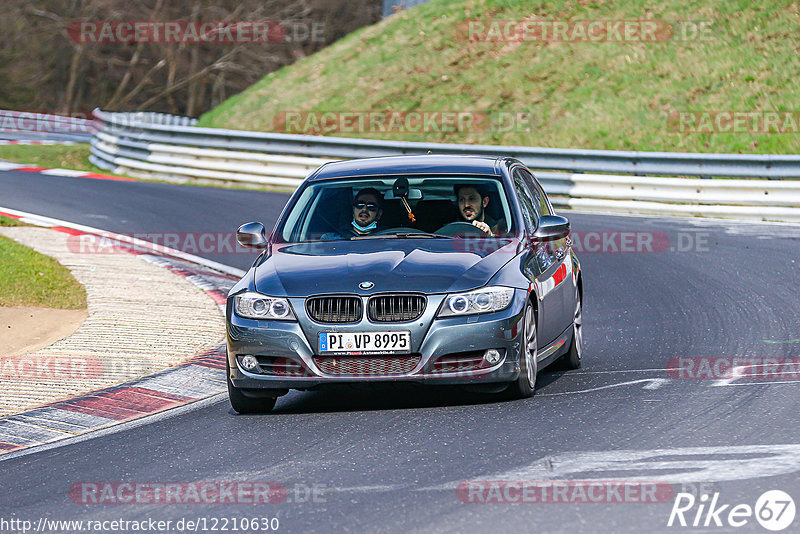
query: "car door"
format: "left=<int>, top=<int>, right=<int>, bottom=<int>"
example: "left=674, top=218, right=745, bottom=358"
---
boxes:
left=513, top=168, right=561, bottom=347
left=521, top=168, right=576, bottom=339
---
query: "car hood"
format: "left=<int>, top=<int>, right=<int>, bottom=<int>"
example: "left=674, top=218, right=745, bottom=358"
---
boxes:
left=255, top=238, right=518, bottom=296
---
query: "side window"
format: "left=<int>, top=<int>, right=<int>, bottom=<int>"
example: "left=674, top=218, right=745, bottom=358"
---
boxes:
left=519, top=168, right=552, bottom=216
left=513, top=169, right=540, bottom=235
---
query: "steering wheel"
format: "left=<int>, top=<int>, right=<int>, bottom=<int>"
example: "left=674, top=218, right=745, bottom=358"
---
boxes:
left=434, top=221, right=489, bottom=237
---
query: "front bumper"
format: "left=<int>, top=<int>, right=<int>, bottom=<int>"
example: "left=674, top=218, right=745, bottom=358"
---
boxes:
left=226, top=291, right=528, bottom=390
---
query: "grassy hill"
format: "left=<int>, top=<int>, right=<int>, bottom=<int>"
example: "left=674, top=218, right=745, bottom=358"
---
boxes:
left=197, top=0, right=800, bottom=154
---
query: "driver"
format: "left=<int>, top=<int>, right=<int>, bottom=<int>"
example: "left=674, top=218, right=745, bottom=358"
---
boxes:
left=322, top=188, right=384, bottom=239
left=454, top=184, right=505, bottom=236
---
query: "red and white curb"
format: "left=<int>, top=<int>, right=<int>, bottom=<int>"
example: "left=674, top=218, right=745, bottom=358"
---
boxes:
left=0, top=345, right=228, bottom=454
left=0, top=160, right=134, bottom=182
left=0, top=140, right=76, bottom=146
left=0, top=207, right=246, bottom=456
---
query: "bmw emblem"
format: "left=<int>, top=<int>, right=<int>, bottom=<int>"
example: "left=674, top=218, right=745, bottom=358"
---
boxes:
left=359, top=281, right=374, bottom=290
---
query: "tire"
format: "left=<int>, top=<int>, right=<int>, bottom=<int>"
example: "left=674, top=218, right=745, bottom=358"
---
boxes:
left=226, top=359, right=277, bottom=414
left=504, top=302, right=537, bottom=399
left=561, top=291, right=583, bottom=370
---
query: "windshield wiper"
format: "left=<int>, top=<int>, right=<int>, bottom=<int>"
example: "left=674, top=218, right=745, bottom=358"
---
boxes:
left=349, top=234, right=388, bottom=240
left=390, top=232, right=454, bottom=239
left=351, top=232, right=453, bottom=240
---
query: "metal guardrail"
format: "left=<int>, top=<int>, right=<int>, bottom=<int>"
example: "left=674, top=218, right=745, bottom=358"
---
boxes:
left=92, top=109, right=800, bottom=178
left=89, top=109, right=800, bottom=222
left=0, top=110, right=97, bottom=143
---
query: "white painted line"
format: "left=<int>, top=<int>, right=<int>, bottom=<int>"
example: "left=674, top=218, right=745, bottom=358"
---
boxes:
left=0, top=205, right=246, bottom=278
left=40, top=168, right=89, bottom=177
left=710, top=364, right=749, bottom=387
left=0, top=162, right=23, bottom=171
left=570, top=368, right=677, bottom=375
left=324, top=484, right=407, bottom=494
left=641, top=378, right=670, bottom=390
left=17, top=217, right=53, bottom=227
left=539, top=378, right=670, bottom=396
left=712, top=380, right=800, bottom=387
left=424, top=444, right=800, bottom=489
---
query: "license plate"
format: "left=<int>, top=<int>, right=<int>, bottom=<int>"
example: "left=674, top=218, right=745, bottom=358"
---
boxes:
left=319, top=331, right=411, bottom=355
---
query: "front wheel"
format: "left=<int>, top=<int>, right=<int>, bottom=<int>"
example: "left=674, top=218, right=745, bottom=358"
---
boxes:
left=503, top=302, right=537, bottom=399
left=226, top=359, right=277, bottom=414
left=560, top=291, right=583, bottom=370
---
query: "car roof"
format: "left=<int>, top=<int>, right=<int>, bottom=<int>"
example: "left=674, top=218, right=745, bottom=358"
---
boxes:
left=307, top=155, right=509, bottom=181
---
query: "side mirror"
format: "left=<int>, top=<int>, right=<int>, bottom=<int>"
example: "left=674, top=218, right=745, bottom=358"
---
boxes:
left=532, top=215, right=570, bottom=241
left=237, top=222, right=268, bottom=248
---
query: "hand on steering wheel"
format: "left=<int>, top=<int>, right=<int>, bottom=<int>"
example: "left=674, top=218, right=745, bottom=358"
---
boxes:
left=471, top=220, right=493, bottom=236
left=434, top=221, right=490, bottom=237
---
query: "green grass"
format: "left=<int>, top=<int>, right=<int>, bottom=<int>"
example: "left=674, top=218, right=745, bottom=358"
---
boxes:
left=0, top=143, right=138, bottom=180
left=0, top=215, right=26, bottom=227
left=0, top=229, right=87, bottom=309
left=197, top=0, right=800, bottom=154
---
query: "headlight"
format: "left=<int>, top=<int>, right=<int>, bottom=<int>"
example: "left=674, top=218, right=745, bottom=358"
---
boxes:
left=437, top=286, right=515, bottom=317
left=234, top=292, right=296, bottom=320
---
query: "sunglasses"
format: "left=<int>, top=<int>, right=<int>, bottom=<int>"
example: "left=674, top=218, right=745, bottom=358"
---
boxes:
left=353, top=201, right=379, bottom=212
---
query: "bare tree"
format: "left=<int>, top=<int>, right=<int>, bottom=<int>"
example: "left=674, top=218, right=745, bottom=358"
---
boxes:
left=0, top=0, right=382, bottom=116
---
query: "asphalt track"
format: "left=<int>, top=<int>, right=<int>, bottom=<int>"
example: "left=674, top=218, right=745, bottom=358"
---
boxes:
left=2, top=169, right=800, bottom=533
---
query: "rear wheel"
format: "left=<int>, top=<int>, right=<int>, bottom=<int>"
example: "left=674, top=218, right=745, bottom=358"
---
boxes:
left=504, top=302, right=537, bottom=399
left=226, top=359, right=277, bottom=414
left=561, top=291, right=583, bottom=370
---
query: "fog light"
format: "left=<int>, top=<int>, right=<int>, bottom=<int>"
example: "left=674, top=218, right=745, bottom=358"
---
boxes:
left=484, top=349, right=503, bottom=365
left=240, top=355, right=259, bottom=372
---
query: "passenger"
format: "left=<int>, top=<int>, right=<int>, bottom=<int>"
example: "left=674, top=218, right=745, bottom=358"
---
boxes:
left=322, top=188, right=384, bottom=239
left=454, top=184, right=506, bottom=236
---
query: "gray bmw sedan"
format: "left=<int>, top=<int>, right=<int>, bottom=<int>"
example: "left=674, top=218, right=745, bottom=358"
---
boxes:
left=226, top=155, right=582, bottom=413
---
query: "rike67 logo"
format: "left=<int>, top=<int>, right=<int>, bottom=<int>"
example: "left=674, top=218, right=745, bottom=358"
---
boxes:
left=668, top=490, right=795, bottom=531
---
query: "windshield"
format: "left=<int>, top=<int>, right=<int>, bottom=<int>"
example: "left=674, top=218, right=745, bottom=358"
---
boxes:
left=277, top=175, right=515, bottom=243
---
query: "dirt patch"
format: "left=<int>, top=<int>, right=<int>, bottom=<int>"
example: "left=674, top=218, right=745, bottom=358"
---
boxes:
left=0, top=306, right=87, bottom=358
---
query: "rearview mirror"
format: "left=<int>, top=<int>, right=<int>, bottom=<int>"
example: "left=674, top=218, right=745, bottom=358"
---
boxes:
left=384, top=188, right=423, bottom=200
left=237, top=222, right=268, bottom=248
left=532, top=215, right=570, bottom=241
